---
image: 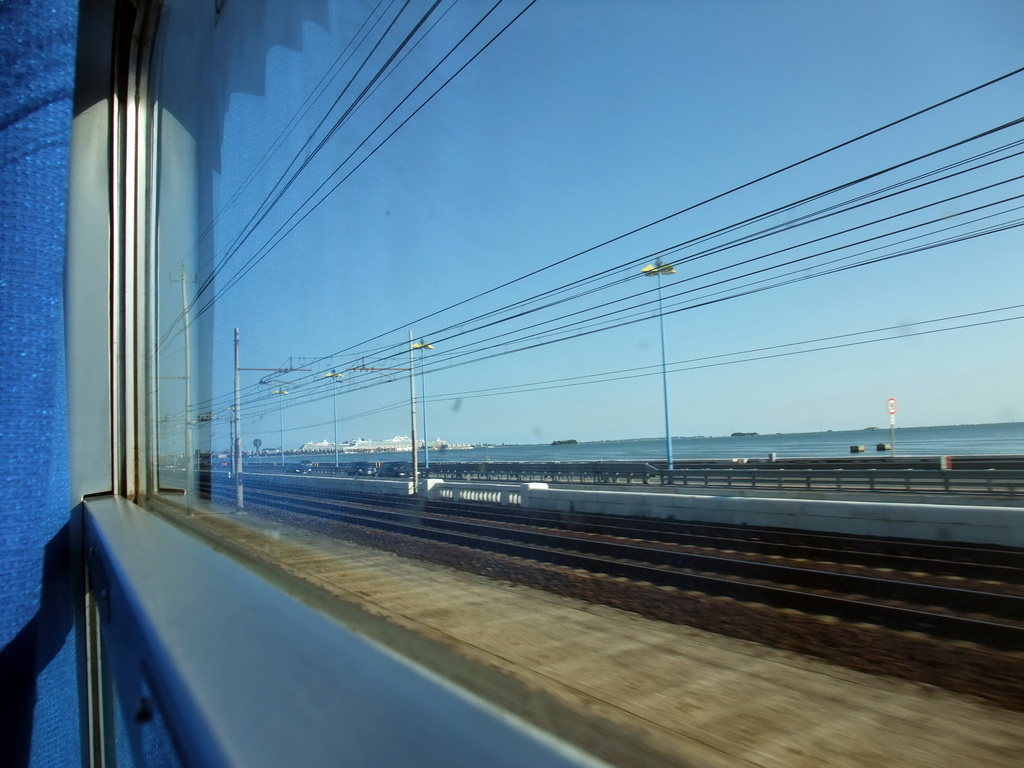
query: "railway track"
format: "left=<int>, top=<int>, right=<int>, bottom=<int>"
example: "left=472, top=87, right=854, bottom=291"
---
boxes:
left=207, top=477, right=1024, bottom=651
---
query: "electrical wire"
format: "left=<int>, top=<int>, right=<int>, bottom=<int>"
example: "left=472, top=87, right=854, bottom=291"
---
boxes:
left=185, top=183, right=1024, bottom=421
left=270, top=116, right=1024, bottom=381
left=187, top=0, right=539, bottom=328
left=216, top=307, right=1024, bottom=437
left=165, top=60, right=1024, bottom=424
left=194, top=0, right=441, bottom=300
left=185, top=0, right=396, bottom=274
left=244, top=65, right=1024, bottom=359
left=159, top=65, right=1024, bottom=368
left=246, top=157, right=1024, bottom=397
left=197, top=203, right=1024, bottom=427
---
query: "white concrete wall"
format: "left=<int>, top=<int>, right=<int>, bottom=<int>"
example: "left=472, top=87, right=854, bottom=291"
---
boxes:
left=262, top=476, right=1022, bottom=546
left=518, top=485, right=1022, bottom=547
left=430, top=481, right=520, bottom=506
left=272, top=474, right=414, bottom=496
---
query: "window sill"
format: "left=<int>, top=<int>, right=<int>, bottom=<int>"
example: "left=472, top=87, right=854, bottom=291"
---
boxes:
left=84, top=495, right=596, bottom=767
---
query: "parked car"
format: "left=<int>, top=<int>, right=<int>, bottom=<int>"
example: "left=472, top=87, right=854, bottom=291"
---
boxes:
left=377, top=461, right=412, bottom=478
left=293, top=460, right=313, bottom=474
left=345, top=461, right=377, bottom=476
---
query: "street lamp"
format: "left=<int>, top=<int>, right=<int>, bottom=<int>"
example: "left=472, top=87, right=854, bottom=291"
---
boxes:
left=408, top=332, right=419, bottom=489
left=411, top=341, right=434, bottom=471
left=641, top=259, right=678, bottom=471
left=325, top=370, right=344, bottom=468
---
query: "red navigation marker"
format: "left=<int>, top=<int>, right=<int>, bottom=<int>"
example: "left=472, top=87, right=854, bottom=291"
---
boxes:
left=887, top=397, right=897, bottom=415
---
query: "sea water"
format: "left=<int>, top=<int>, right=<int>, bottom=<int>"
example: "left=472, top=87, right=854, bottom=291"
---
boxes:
left=291, top=422, right=1024, bottom=464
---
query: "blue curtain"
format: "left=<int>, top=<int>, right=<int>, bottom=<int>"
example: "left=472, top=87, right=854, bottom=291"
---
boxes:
left=1, top=0, right=81, bottom=765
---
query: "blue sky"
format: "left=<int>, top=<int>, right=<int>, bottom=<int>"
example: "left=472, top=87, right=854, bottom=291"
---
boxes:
left=160, top=0, right=1024, bottom=451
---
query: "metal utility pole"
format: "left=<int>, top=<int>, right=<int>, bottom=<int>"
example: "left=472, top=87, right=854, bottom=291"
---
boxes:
left=278, top=393, right=285, bottom=466
left=642, top=259, right=678, bottom=472
left=421, top=357, right=429, bottom=470
left=333, top=382, right=340, bottom=467
left=409, top=331, right=419, bottom=490
left=412, top=340, right=435, bottom=471
left=180, top=269, right=194, bottom=495
left=325, top=370, right=344, bottom=467
left=234, top=328, right=243, bottom=511
left=656, top=274, right=673, bottom=471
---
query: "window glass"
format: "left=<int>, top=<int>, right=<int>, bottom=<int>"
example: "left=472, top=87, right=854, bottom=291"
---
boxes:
left=153, top=2, right=1024, bottom=482
left=147, top=0, right=1024, bottom=759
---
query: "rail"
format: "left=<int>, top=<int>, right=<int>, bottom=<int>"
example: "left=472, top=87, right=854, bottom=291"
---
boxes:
left=221, top=485, right=1024, bottom=651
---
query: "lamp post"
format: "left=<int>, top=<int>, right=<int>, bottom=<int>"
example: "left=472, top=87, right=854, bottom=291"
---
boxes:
left=325, top=370, right=344, bottom=467
left=408, top=332, right=419, bottom=489
left=234, top=328, right=243, bottom=510
left=642, top=259, right=678, bottom=471
left=180, top=270, right=194, bottom=494
left=411, top=340, right=434, bottom=471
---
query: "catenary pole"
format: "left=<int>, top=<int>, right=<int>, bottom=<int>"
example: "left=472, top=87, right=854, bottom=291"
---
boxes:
left=234, top=327, right=244, bottom=510
left=656, top=273, right=673, bottom=471
left=409, top=331, right=419, bottom=491
left=180, top=269, right=194, bottom=500
left=421, top=347, right=429, bottom=470
left=643, top=260, right=677, bottom=472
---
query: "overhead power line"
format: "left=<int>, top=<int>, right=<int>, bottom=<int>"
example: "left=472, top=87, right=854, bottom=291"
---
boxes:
left=187, top=0, right=395, bottom=274
left=273, top=96, right=1024, bottom=381
left=275, top=142, right=1024, bottom=393
left=174, top=44, right=1024, bottom=355
left=223, top=304, right=1024, bottom=433
left=283, top=65, right=1024, bottom=357
left=205, top=196, right=1024, bottom=424
left=194, top=0, right=441, bottom=301
left=167, top=0, right=530, bottom=344
left=186, top=185, right=1024, bottom=421
left=172, top=62, right=1024, bottom=422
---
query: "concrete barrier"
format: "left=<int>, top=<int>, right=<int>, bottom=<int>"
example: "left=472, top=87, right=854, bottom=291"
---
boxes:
left=275, top=474, right=415, bottom=496
left=518, top=485, right=1022, bottom=547
left=257, top=475, right=1022, bottom=546
left=421, top=480, right=520, bottom=506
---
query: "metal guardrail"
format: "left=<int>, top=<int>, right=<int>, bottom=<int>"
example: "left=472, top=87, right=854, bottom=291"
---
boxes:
left=663, top=467, right=1024, bottom=496
left=222, top=459, right=1024, bottom=496
left=425, top=462, right=1024, bottom=497
left=428, top=462, right=662, bottom=485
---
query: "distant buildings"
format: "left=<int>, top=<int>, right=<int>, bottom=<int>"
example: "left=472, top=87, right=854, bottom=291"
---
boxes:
left=299, top=437, right=472, bottom=454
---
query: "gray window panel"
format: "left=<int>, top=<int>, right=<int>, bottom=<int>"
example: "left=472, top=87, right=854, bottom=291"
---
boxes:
left=85, top=495, right=603, bottom=768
